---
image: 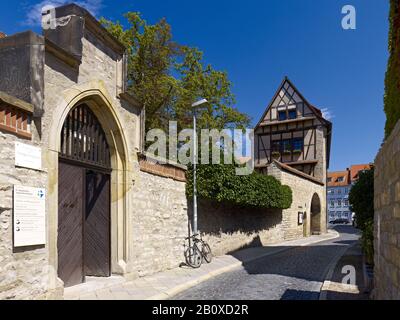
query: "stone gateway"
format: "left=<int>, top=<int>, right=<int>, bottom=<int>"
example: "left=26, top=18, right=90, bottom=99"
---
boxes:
left=0, top=4, right=331, bottom=300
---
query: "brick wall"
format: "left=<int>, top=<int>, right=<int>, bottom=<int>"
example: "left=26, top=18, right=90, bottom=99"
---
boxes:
left=0, top=102, right=32, bottom=139
left=373, top=120, right=400, bottom=300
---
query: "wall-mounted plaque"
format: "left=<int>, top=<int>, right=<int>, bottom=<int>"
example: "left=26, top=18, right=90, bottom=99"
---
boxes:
left=15, top=142, right=42, bottom=170
left=298, top=212, right=304, bottom=225
left=13, top=185, right=46, bottom=247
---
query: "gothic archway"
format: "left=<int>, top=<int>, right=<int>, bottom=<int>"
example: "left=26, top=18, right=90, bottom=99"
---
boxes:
left=310, top=193, right=321, bottom=235
left=46, top=85, right=133, bottom=291
left=58, top=104, right=112, bottom=287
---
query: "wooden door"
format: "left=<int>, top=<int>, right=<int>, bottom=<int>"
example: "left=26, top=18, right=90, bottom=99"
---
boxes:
left=58, top=161, right=84, bottom=287
left=84, top=170, right=111, bottom=277
left=58, top=104, right=112, bottom=287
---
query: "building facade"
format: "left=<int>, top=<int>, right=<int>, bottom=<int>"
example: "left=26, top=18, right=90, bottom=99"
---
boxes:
left=254, top=78, right=332, bottom=235
left=327, top=164, right=372, bottom=223
left=327, top=171, right=351, bottom=222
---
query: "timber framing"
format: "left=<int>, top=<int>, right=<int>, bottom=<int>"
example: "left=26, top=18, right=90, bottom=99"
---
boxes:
left=254, top=77, right=332, bottom=181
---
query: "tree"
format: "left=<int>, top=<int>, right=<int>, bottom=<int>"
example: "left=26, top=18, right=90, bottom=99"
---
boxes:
left=100, top=13, right=250, bottom=133
left=349, top=168, right=374, bottom=230
left=349, top=168, right=374, bottom=264
left=384, top=0, right=400, bottom=139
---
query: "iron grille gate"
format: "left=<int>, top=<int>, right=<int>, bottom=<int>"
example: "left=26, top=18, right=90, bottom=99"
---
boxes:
left=60, top=104, right=111, bottom=170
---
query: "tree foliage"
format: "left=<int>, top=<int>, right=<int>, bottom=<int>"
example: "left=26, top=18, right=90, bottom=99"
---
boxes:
left=349, top=168, right=374, bottom=230
left=349, top=168, right=374, bottom=264
left=101, top=13, right=250, bottom=132
left=186, top=164, right=292, bottom=209
left=384, top=0, right=400, bottom=138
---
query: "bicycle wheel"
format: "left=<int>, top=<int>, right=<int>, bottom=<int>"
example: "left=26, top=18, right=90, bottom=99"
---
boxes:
left=185, top=246, right=202, bottom=268
left=202, top=243, right=213, bottom=264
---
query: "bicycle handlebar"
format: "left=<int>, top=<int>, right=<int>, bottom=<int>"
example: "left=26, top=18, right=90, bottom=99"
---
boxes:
left=185, top=234, right=201, bottom=240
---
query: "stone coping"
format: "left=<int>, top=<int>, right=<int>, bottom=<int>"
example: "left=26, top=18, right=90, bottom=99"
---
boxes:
left=273, top=160, right=325, bottom=186
left=0, top=91, right=34, bottom=114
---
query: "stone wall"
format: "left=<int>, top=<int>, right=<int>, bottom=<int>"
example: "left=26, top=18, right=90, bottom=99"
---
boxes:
left=198, top=201, right=284, bottom=256
left=131, top=170, right=189, bottom=277
left=373, top=120, right=400, bottom=300
left=0, top=131, right=51, bottom=300
left=129, top=168, right=286, bottom=276
left=268, top=162, right=326, bottom=238
left=128, top=160, right=326, bottom=277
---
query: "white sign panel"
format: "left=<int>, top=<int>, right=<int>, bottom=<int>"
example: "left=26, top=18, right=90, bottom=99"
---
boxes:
left=15, top=142, right=42, bottom=170
left=13, top=186, right=46, bottom=247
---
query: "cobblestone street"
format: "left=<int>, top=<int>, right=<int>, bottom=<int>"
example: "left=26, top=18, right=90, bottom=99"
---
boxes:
left=172, top=226, right=360, bottom=300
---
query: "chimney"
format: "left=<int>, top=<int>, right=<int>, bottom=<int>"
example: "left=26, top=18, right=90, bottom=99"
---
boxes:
left=0, top=32, right=6, bottom=39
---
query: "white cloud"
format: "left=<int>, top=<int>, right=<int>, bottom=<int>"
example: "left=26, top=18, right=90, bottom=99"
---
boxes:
left=24, top=0, right=103, bottom=26
left=321, top=108, right=334, bottom=121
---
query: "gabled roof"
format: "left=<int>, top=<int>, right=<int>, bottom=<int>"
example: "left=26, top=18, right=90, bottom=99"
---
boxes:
left=255, top=77, right=333, bottom=167
left=256, top=77, right=331, bottom=128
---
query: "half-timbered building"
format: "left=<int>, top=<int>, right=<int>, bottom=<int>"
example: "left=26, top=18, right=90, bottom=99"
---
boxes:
left=254, top=77, right=332, bottom=182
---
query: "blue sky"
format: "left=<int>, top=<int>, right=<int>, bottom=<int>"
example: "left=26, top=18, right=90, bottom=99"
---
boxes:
left=0, top=0, right=389, bottom=171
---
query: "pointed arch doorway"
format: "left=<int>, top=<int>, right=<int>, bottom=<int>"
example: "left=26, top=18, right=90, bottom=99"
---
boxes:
left=57, top=104, right=112, bottom=287
left=310, top=193, right=322, bottom=235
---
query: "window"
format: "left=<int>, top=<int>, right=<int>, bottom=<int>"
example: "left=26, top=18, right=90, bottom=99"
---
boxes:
left=278, top=111, right=287, bottom=121
left=327, top=177, right=332, bottom=183
left=272, top=141, right=281, bottom=153
left=288, top=109, right=297, bottom=120
left=329, top=200, right=335, bottom=208
left=337, top=199, right=342, bottom=207
left=327, top=189, right=334, bottom=194
left=344, top=200, right=349, bottom=207
left=271, top=138, right=304, bottom=155
left=292, top=138, right=303, bottom=152
left=282, top=140, right=291, bottom=153
left=344, top=188, right=349, bottom=194
left=337, top=189, right=342, bottom=194
left=278, top=109, right=297, bottom=121
left=337, top=176, right=344, bottom=182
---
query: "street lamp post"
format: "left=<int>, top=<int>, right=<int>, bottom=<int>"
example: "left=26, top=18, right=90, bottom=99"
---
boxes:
left=191, top=99, right=208, bottom=236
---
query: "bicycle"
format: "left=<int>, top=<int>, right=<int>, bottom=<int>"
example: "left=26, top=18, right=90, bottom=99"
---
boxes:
left=184, top=234, right=213, bottom=268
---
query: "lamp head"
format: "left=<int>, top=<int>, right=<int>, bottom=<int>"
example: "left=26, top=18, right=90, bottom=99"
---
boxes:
left=192, top=99, right=208, bottom=108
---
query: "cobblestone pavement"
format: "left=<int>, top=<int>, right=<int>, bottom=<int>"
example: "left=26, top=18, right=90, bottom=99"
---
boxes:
left=172, top=226, right=360, bottom=300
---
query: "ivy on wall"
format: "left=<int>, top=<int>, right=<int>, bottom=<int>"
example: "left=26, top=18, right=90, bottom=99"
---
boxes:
left=384, top=0, right=400, bottom=139
left=186, top=164, right=293, bottom=210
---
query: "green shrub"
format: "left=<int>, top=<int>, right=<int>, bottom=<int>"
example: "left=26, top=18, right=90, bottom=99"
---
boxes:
left=349, top=168, right=374, bottom=230
left=362, top=219, right=374, bottom=265
left=384, top=0, right=400, bottom=138
left=349, top=168, right=375, bottom=265
left=186, top=164, right=292, bottom=209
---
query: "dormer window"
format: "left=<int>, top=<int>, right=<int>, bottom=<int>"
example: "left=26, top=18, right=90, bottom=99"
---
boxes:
left=337, top=177, right=344, bottom=182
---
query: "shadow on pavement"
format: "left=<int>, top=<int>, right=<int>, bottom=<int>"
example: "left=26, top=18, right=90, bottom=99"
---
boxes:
left=226, top=226, right=366, bottom=298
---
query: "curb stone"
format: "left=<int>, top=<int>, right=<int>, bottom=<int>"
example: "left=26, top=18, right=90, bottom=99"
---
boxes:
left=319, top=243, right=355, bottom=300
